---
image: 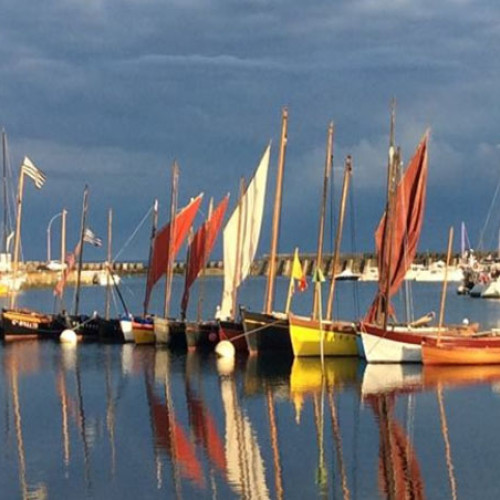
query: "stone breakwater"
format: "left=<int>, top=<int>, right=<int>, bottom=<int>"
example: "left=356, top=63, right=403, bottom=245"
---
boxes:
left=18, top=252, right=462, bottom=288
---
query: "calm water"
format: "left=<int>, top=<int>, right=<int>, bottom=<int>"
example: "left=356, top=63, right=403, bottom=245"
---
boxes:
left=2, top=276, right=500, bottom=499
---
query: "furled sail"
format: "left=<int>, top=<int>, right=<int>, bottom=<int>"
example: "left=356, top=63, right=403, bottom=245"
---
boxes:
left=219, top=145, right=270, bottom=319
left=366, top=132, right=429, bottom=322
left=144, top=193, right=203, bottom=312
left=180, top=194, right=229, bottom=315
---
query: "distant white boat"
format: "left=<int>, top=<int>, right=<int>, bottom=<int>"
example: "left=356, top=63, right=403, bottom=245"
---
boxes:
left=414, top=261, right=464, bottom=282
left=92, top=270, right=121, bottom=286
left=334, top=267, right=361, bottom=281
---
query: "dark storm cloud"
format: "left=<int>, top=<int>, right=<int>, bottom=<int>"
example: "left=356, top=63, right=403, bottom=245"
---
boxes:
left=0, top=0, right=500, bottom=259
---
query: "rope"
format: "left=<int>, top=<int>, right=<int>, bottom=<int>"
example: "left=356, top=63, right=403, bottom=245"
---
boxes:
left=112, top=204, right=153, bottom=263
left=225, top=318, right=285, bottom=343
left=478, top=174, right=500, bottom=251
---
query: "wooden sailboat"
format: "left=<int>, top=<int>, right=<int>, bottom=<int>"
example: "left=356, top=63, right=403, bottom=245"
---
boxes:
left=289, top=123, right=358, bottom=357
left=240, top=107, right=292, bottom=355
left=420, top=227, right=500, bottom=365
left=217, top=144, right=271, bottom=352
left=182, top=195, right=229, bottom=351
left=150, top=162, right=203, bottom=346
left=358, top=111, right=475, bottom=363
left=0, top=157, right=63, bottom=340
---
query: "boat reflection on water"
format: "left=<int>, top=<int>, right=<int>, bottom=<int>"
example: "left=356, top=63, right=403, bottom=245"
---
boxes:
left=3, top=342, right=48, bottom=500
left=216, top=356, right=271, bottom=499
left=6, top=342, right=500, bottom=498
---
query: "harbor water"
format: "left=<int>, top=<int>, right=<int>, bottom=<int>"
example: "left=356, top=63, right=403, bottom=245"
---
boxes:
left=1, top=276, right=500, bottom=499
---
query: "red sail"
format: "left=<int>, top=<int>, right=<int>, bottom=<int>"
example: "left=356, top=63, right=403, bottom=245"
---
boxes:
left=144, top=194, right=203, bottom=311
left=366, top=132, right=429, bottom=322
left=181, top=195, right=229, bottom=315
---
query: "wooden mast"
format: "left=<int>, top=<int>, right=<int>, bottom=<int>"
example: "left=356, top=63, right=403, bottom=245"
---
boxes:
left=143, top=199, right=159, bottom=317
left=312, top=122, right=334, bottom=320
left=326, top=156, right=353, bottom=322
left=375, top=100, right=397, bottom=326
left=164, top=161, right=179, bottom=319
left=196, top=197, right=213, bottom=322
left=9, top=163, right=26, bottom=309
left=231, top=178, right=245, bottom=320
left=58, top=208, right=67, bottom=309
left=264, top=107, right=288, bottom=314
left=1, top=129, right=7, bottom=253
left=105, top=208, right=113, bottom=320
left=73, top=185, right=89, bottom=316
left=437, top=226, right=454, bottom=343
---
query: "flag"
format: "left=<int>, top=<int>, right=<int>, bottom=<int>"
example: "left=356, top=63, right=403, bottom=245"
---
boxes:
left=291, top=248, right=308, bottom=292
left=83, top=228, right=102, bottom=247
left=313, top=266, right=325, bottom=283
left=21, top=156, right=46, bottom=189
left=53, top=243, right=81, bottom=297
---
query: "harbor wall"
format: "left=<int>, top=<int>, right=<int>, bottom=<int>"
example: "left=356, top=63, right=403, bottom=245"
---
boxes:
left=19, top=252, right=463, bottom=287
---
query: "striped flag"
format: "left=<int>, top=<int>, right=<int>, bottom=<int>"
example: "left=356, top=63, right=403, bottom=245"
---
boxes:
left=21, top=156, right=46, bottom=189
left=83, top=228, right=103, bottom=247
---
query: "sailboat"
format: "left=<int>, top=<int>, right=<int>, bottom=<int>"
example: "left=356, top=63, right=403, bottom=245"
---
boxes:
left=182, top=195, right=229, bottom=351
left=358, top=117, right=475, bottom=363
left=288, top=124, right=358, bottom=357
left=217, top=144, right=271, bottom=352
left=240, top=107, right=292, bottom=355
left=0, top=156, right=64, bottom=340
left=150, top=163, right=203, bottom=346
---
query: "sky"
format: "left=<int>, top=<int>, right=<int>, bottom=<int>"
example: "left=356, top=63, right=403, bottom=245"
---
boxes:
left=1, top=0, right=500, bottom=262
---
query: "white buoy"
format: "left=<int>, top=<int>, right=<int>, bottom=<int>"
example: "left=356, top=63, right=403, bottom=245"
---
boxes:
left=215, top=340, right=235, bottom=358
left=60, top=329, right=78, bottom=344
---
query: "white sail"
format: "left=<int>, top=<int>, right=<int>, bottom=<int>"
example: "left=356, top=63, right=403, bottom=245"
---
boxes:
left=220, top=145, right=270, bottom=319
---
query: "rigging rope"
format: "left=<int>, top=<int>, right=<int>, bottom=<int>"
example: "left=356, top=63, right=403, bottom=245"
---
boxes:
left=112, top=204, right=154, bottom=263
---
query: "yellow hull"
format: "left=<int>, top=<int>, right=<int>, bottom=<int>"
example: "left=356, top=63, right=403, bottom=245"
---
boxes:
left=289, top=314, right=358, bottom=357
left=133, top=323, right=156, bottom=344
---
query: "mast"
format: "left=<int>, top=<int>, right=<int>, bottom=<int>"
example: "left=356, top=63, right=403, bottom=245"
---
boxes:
left=9, top=165, right=26, bottom=309
left=143, top=199, right=159, bottom=317
left=164, top=162, right=179, bottom=319
left=375, top=100, right=397, bottom=326
left=73, top=185, right=89, bottom=316
left=196, top=198, right=213, bottom=322
left=437, top=226, right=454, bottom=343
left=2, top=129, right=7, bottom=253
left=58, top=208, right=67, bottom=309
left=326, top=156, right=353, bottom=322
left=231, top=178, right=245, bottom=320
left=312, top=122, right=334, bottom=320
left=381, top=147, right=400, bottom=331
left=264, top=107, right=288, bottom=314
left=105, top=208, right=113, bottom=320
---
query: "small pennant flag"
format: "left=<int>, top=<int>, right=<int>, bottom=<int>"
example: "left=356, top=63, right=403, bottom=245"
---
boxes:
left=21, top=156, right=46, bottom=189
left=291, top=248, right=308, bottom=292
left=313, top=266, right=325, bottom=283
left=83, top=228, right=103, bottom=247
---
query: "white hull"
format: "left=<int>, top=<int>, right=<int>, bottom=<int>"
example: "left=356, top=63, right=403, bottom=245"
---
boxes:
left=361, top=331, right=422, bottom=363
left=119, top=319, right=134, bottom=342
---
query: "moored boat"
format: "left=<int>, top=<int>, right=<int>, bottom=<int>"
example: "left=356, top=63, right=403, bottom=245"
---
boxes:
left=422, top=334, right=500, bottom=365
left=185, top=320, right=219, bottom=351
left=218, top=319, right=247, bottom=352
left=289, top=313, right=358, bottom=357
left=359, top=320, right=477, bottom=363
left=241, top=308, right=292, bottom=355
